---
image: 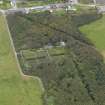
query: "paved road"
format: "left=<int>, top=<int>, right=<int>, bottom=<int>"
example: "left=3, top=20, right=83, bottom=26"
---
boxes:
left=4, top=2, right=76, bottom=14
left=1, top=1, right=104, bottom=15
left=6, top=4, right=63, bottom=14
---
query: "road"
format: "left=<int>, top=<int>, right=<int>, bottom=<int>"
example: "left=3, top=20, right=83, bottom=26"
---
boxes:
left=5, top=3, right=63, bottom=14
left=3, top=2, right=77, bottom=14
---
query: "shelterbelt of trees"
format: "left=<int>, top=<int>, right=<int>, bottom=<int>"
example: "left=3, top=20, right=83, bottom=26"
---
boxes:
left=7, top=9, right=105, bottom=105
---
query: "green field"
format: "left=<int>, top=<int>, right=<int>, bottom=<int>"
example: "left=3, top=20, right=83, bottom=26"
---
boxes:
left=80, top=15, right=105, bottom=51
left=0, top=15, right=43, bottom=105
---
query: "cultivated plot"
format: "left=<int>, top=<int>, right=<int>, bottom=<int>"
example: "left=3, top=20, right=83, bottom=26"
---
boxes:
left=19, top=47, right=67, bottom=72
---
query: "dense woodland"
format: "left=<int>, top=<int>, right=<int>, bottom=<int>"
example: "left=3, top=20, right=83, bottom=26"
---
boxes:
left=7, top=9, right=105, bottom=105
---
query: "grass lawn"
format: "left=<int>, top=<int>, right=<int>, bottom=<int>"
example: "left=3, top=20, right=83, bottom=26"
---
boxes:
left=0, top=15, right=43, bottom=105
left=80, top=15, right=105, bottom=51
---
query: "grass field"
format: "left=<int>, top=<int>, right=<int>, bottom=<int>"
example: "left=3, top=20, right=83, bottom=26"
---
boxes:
left=0, top=15, right=43, bottom=105
left=80, top=15, right=105, bottom=51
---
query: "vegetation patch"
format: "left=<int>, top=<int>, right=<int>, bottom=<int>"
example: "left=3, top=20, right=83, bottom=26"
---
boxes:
left=7, top=10, right=105, bottom=105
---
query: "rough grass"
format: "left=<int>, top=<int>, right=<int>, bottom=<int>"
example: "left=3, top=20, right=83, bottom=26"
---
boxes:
left=0, top=15, right=43, bottom=105
left=80, top=15, right=105, bottom=51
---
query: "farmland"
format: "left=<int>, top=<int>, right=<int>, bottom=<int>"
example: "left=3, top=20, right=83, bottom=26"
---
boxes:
left=0, top=15, right=43, bottom=105
left=7, top=9, right=105, bottom=105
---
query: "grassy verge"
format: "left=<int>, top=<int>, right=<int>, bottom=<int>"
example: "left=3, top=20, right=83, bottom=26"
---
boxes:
left=0, top=15, right=43, bottom=105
